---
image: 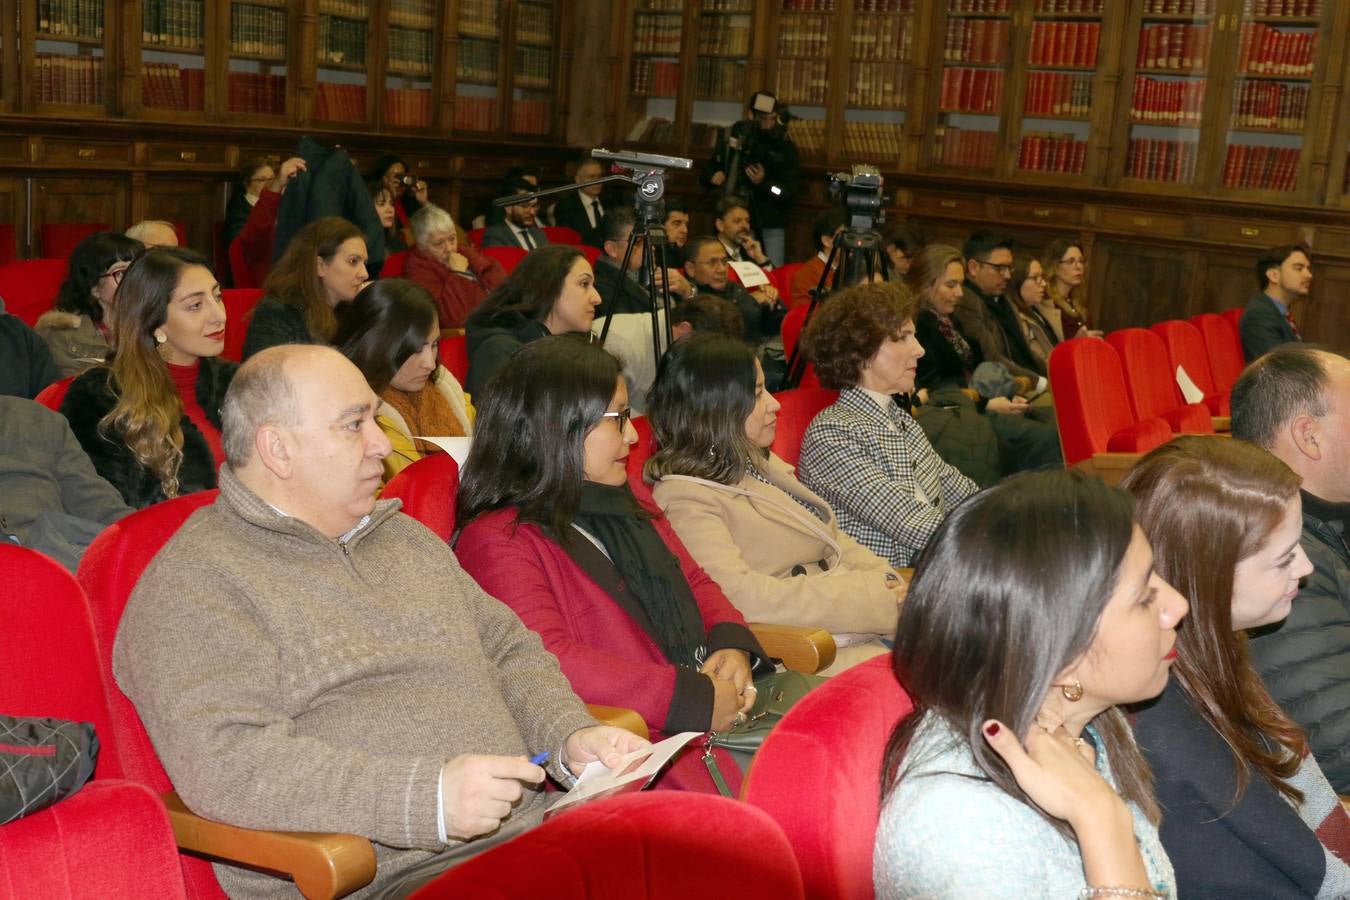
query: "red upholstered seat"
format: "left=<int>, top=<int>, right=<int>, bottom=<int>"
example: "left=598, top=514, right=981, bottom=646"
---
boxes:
left=1048, top=338, right=1171, bottom=466
left=411, top=792, right=804, bottom=899
left=34, top=375, right=74, bottom=412
left=771, top=388, right=839, bottom=468
left=742, top=654, right=911, bottom=900
left=0, top=258, right=67, bottom=326
left=382, top=452, right=460, bottom=542
left=578, top=244, right=602, bottom=266
left=782, top=304, right=809, bottom=359
left=482, top=245, right=528, bottom=273
left=467, top=226, right=486, bottom=248
left=220, top=288, right=263, bottom=363
left=0, top=222, right=14, bottom=267
left=770, top=261, right=803, bottom=299
left=1191, top=312, right=1245, bottom=397
left=41, top=223, right=108, bottom=260
left=543, top=225, right=582, bottom=246
left=1221, top=306, right=1243, bottom=336
left=1151, top=319, right=1230, bottom=416
left=1106, top=328, right=1213, bottom=434
left=439, top=333, right=470, bottom=384
left=625, top=416, right=655, bottom=501
left=382, top=250, right=408, bottom=276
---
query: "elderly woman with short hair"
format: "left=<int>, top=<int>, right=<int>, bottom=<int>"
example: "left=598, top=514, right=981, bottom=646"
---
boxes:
left=403, top=204, right=506, bottom=329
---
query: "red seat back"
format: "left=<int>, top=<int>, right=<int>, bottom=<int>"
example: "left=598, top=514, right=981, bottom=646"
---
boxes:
left=467, top=226, right=486, bottom=248
left=1221, top=306, right=1243, bottom=335
left=0, top=259, right=68, bottom=326
left=482, top=245, right=528, bottom=274
left=227, top=238, right=258, bottom=290
left=1048, top=338, right=1171, bottom=465
left=577, top=244, right=602, bottom=267
left=1151, top=319, right=1228, bottom=416
left=412, top=792, right=804, bottom=899
left=382, top=452, right=460, bottom=541
left=1190, top=312, right=1245, bottom=396
left=1105, top=328, right=1212, bottom=434
left=41, top=223, right=108, bottom=260
left=625, top=415, right=654, bottom=496
left=742, top=655, right=911, bottom=900
left=34, top=375, right=74, bottom=411
left=439, top=333, right=470, bottom=384
left=542, top=225, right=582, bottom=246
left=220, top=288, right=264, bottom=363
left=771, top=387, right=839, bottom=468
left=770, top=261, right=803, bottom=301
left=781, top=304, right=809, bottom=360
left=0, top=222, right=14, bottom=267
left=382, top=250, right=408, bottom=276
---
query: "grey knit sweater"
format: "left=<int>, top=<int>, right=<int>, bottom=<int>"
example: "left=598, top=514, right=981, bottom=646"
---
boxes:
left=113, top=466, right=596, bottom=899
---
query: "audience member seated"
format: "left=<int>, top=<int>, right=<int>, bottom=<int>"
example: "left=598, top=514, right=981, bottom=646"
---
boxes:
left=683, top=235, right=784, bottom=346
left=0, top=306, right=59, bottom=399
left=335, top=279, right=473, bottom=482
left=645, top=333, right=902, bottom=674
left=223, top=155, right=276, bottom=248
left=1009, top=253, right=1058, bottom=368
left=957, top=230, right=1047, bottom=387
left=1124, top=437, right=1350, bottom=898
left=875, top=471, right=1186, bottom=898
left=1231, top=347, right=1350, bottom=792
left=371, top=182, right=409, bottom=254
left=663, top=199, right=690, bottom=251
left=480, top=165, right=539, bottom=229
left=883, top=224, right=924, bottom=277
left=0, top=396, right=131, bottom=570
left=35, top=231, right=142, bottom=378
left=455, top=336, right=769, bottom=793
left=1240, top=243, right=1310, bottom=362
left=482, top=179, right=550, bottom=251
left=125, top=220, right=178, bottom=249
left=797, top=281, right=977, bottom=568
left=714, top=197, right=775, bottom=272
left=464, top=244, right=599, bottom=397
left=242, top=216, right=367, bottom=360
left=61, top=248, right=235, bottom=508
left=908, top=244, right=1061, bottom=485
left=113, top=343, right=643, bottom=899
left=234, top=156, right=306, bottom=289
left=789, top=211, right=844, bottom=310
left=1040, top=238, right=1100, bottom=339
left=594, top=207, right=656, bottom=318
left=368, top=154, right=428, bottom=229
left=404, top=204, right=506, bottom=329
left=551, top=154, right=608, bottom=249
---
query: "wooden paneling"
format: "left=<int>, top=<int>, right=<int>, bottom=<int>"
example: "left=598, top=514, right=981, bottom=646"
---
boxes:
left=140, top=176, right=226, bottom=255
left=1092, top=240, right=1193, bottom=332
left=1196, top=251, right=1262, bottom=317
left=1301, top=262, right=1350, bottom=351
left=30, top=176, right=129, bottom=239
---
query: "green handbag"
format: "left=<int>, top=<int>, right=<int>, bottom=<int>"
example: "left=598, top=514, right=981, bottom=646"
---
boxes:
left=701, top=669, right=826, bottom=796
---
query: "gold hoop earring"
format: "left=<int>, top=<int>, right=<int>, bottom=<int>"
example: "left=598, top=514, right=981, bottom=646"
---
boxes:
left=1058, top=679, right=1084, bottom=703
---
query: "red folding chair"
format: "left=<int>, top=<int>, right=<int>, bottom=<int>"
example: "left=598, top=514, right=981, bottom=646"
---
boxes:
left=41, top=223, right=108, bottom=260
left=439, top=333, right=470, bottom=384
left=1150, top=319, right=1230, bottom=417
left=382, top=452, right=460, bottom=542
left=382, top=250, right=408, bottom=276
left=771, top=388, right=839, bottom=468
left=220, top=288, right=264, bottom=363
left=467, top=227, right=487, bottom=248
left=227, top=238, right=258, bottom=290
left=1190, top=312, right=1245, bottom=398
left=34, top=376, right=74, bottom=412
left=1105, top=328, right=1213, bottom=434
left=543, top=225, right=582, bottom=246
left=481, top=246, right=528, bottom=274
left=578, top=244, right=602, bottom=266
left=0, top=259, right=68, bottom=326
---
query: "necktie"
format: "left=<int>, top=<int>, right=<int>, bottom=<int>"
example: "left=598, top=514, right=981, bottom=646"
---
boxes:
left=1285, top=310, right=1301, bottom=340
left=591, top=199, right=604, bottom=225
left=522, top=229, right=536, bottom=251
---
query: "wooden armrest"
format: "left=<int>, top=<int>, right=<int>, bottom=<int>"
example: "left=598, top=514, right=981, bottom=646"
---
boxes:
left=1210, top=416, right=1231, bottom=432
left=749, top=623, right=836, bottom=674
left=1341, top=794, right=1350, bottom=814
left=440, top=327, right=466, bottom=338
left=163, top=792, right=376, bottom=900
left=1071, top=452, right=1143, bottom=486
left=586, top=704, right=649, bottom=740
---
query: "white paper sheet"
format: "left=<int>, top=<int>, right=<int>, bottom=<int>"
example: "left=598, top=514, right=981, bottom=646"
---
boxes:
left=729, top=260, right=770, bottom=288
left=1174, top=366, right=1205, bottom=405
left=411, top=436, right=473, bottom=464
left=544, top=731, right=702, bottom=818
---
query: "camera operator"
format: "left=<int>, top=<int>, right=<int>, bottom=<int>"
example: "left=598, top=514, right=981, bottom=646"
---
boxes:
left=700, top=90, right=799, bottom=268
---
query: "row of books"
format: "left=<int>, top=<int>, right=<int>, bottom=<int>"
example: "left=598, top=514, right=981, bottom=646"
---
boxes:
left=141, top=0, right=203, bottom=48
left=779, top=0, right=835, bottom=8
left=938, top=67, right=1005, bottom=114
left=454, top=95, right=498, bottom=130
left=226, top=71, right=285, bottom=114
left=628, top=116, right=675, bottom=143
left=1220, top=144, right=1299, bottom=191
left=697, top=19, right=750, bottom=56
left=1017, top=133, right=1087, bottom=173
left=1236, top=25, right=1318, bottom=77
left=634, top=14, right=682, bottom=56
left=944, top=19, right=1011, bottom=66
left=631, top=59, right=678, bottom=97
left=934, top=125, right=998, bottom=169
left=842, top=121, right=903, bottom=159
left=1034, top=0, right=1103, bottom=11
left=696, top=58, right=746, bottom=100
left=317, top=0, right=369, bottom=17
left=510, top=99, right=550, bottom=134
left=389, top=0, right=436, bottom=29
left=315, top=82, right=365, bottom=121
left=231, top=5, right=286, bottom=59
left=387, top=27, right=433, bottom=75
left=1129, top=76, right=1207, bottom=125
left=457, top=39, right=498, bottom=82
left=384, top=87, right=430, bottom=127
left=458, top=0, right=500, bottom=39
left=513, top=45, right=552, bottom=89
left=517, top=1, right=554, bottom=46
left=35, top=54, right=103, bottom=104
left=702, top=0, right=753, bottom=11
left=1136, top=24, right=1213, bottom=72
left=778, top=15, right=829, bottom=59
left=1028, top=22, right=1100, bottom=69
left=318, top=15, right=366, bottom=66
left=141, top=61, right=204, bottom=110
left=38, top=0, right=104, bottom=38
left=1231, top=79, right=1307, bottom=130
left=640, top=0, right=682, bottom=10
left=688, top=122, right=723, bottom=149
left=1125, top=137, right=1199, bottom=183
left=1245, top=0, right=1320, bottom=15
left=1024, top=71, right=1093, bottom=118
left=1139, top=0, right=1213, bottom=12
left=787, top=118, right=825, bottom=156
left=847, top=62, right=904, bottom=107
left=850, top=14, right=913, bottom=63
left=776, top=59, right=828, bottom=105
left=854, top=0, right=912, bottom=9
left=947, top=0, right=1010, bottom=13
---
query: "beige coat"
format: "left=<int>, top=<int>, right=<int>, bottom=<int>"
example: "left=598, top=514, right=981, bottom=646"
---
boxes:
left=651, top=452, right=899, bottom=675
left=34, top=311, right=109, bottom=379
left=378, top=365, right=474, bottom=482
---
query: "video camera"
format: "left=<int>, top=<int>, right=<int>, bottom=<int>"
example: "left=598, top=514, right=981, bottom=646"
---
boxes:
left=828, top=165, right=885, bottom=233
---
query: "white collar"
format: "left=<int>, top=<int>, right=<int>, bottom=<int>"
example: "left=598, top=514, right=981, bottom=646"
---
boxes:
left=860, top=387, right=894, bottom=413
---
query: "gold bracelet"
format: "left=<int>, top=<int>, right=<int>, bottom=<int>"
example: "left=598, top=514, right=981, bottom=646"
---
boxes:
left=1078, top=888, right=1165, bottom=899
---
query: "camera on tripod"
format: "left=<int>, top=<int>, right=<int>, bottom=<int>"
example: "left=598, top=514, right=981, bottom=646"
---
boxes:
left=827, top=164, right=885, bottom=233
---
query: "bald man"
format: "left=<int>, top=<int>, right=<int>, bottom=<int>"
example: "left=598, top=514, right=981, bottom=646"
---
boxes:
left=125, top=220, right=179, bottom=249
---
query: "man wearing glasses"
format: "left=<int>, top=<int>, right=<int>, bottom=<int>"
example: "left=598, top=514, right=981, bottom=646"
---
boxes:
left=482, top=178, right=551, bottom=251
left=955, top=230, right=1048, bottom=390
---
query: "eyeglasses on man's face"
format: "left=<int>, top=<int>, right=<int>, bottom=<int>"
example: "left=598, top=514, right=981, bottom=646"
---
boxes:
left=975, top=259, right=1013, bottom=277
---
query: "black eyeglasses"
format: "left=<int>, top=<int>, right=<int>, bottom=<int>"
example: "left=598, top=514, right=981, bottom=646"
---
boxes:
left=975, top=259, right=1013, bottom=277
left=598, top=408, right=633, bottom=432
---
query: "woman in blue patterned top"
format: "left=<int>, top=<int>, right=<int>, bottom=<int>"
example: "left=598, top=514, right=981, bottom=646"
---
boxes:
left=875, top=470, right=1187, bottom=899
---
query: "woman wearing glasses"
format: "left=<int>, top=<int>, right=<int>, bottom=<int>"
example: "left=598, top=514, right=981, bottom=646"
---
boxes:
left=1008, top=254, right=1059, bottom=369
left=455, top=336, right=768, bottom=794
left=223, top=156, right=275, bottom=248
left=1040, top=239, right=1101, bottom=340
left=36, top=231, right=143, bottom=377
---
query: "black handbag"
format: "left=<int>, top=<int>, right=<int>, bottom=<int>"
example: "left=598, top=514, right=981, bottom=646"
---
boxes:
left=701, top=670, right=825, bottom=796
left=0, top=715, right=99, bottom=824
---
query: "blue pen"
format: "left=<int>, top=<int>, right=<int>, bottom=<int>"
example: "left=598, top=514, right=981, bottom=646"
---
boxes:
left=529, top=751, right=550, bottom=766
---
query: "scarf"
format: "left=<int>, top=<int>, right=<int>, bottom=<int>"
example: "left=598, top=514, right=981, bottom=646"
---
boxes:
left=571, top=482, right=706, bottom=670
left=382, top=382, right=464, bottom=456
left=934, top=311, right=975, bottom=371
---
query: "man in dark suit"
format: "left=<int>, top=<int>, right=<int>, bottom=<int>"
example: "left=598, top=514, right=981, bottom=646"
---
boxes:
left=593, top=208, right=695, bottom=319
left=1240, top=243, right=1310, bottom=362
left=480, top=179, right=550, bottom=251
left=954, top=230, right=1047, bottom=390
left=551, top=155, right=606, bottom=249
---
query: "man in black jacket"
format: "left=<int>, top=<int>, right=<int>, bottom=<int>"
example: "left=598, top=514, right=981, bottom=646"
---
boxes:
left=593, top=208, right=694, bottom=319
left=551, top=155, right=606, bottom=249
left=1231, top=346, right=1350, bottom=792
left=954, top=231, right=1047, bottom=391
left=1240, top=243, right=1310, bottom=362
left=683, top=235, right=783, bottom=347
left=0, top=307, right=59, bottom=400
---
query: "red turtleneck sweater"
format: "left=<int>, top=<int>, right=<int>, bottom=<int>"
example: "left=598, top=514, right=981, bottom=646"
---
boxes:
left=167, top=361, right=225, bottom=468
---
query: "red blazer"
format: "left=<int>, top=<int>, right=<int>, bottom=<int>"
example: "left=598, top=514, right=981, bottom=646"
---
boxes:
left=236, top=189, right=282, bottom=289
left=404, top=244, right=506, bottom=329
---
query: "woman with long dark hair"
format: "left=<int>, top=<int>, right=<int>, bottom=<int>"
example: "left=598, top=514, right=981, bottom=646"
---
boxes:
left=455, top=336, right=768, bottom=794
left=36, top=231, right=143, bottom=377
left=334, top=279, right=472, bottom=482
left=876, top=470, right=1187, bottom=898
left=60, top=248, right=235, bottom=507
left=645, top=333, right=902, bottom=674
left=1123, top=437, right=1350, bottom=898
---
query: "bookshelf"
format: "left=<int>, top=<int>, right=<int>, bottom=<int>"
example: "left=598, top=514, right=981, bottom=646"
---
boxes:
left=930, top=0, right=1013, bottom=172
left=690, top=0, right=755, bottom=153
left=383, top=0, right=438, bottom=129
left=509, top=0, right=555, bottom=135
left=0, top=0, right=12, bottom=112
left=137, top=0, right=207, bottom=116
left=27, top=0, right=114, bottom=111
left=1013, top=0, right=1104, bottom=178
left=454, top=0, right=502, bottom=132
left=771, top=0, right=832, bottom=164
left=225, top=0, right=288, bottom=118
left=622, top=0, right=684, bottom=146
left=315, top=0, right=371, bottom=124
left=843, top=0, right=915, bottom=169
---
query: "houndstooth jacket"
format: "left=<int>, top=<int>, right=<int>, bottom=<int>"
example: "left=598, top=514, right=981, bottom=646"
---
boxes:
left=797, top=387, right=978, bottom=568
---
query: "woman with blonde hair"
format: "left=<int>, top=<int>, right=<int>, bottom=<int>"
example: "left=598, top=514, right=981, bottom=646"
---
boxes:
left=1040, top=239, right=1101, bottom=339
left=60, top=248, right=235, bottom=507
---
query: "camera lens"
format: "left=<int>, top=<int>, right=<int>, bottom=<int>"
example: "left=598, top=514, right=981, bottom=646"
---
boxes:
left=399, top=174, right=417, bottom=186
